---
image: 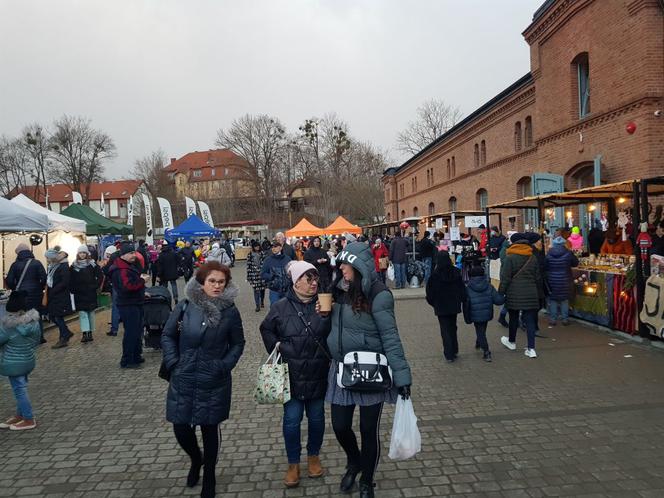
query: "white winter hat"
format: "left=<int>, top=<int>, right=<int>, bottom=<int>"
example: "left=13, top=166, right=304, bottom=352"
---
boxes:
left=104, top=245, right=118, bottom=257
left=287, top=261, right=317, bottom=284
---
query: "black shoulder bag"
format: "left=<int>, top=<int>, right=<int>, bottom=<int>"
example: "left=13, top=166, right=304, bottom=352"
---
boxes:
left=158, top=300, right=189, bottom=381
left=290, top=300, right=332, bottom=360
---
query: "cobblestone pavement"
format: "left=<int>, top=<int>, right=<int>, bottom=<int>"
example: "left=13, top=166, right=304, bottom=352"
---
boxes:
left=3, top=262, right=664, bottom=497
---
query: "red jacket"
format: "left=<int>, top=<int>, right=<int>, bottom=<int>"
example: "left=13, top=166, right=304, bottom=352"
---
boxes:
left=371, top=244, right=389, bottom=272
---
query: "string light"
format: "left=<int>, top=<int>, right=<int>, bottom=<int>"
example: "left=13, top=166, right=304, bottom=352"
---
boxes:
left=617, top=197, right=626, bottom=204
left=588, top=205, right=597, bottom=211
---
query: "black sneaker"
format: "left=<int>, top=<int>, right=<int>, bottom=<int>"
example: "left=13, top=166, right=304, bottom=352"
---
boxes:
left=106, top=330, right=118, bottom=336
left=483, top=351, right=492, bottom=362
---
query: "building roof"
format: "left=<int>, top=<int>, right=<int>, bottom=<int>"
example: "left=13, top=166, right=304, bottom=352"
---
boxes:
left=532, top=0, right=556, bottom=22
left=12, top=180, right=143, bottom=204
left=165, top=149, right=253, bottom=182
left=386, top=73, right=534, bottom=178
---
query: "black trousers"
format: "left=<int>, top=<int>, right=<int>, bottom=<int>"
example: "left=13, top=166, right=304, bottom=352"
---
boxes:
left=173, top=424, right=220, bottom=479
left=331, top=403, right=384, bottom=485
left=437, top=314, right=458, bottom=360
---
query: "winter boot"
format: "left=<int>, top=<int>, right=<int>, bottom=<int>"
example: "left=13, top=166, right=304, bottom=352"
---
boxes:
left=340, top=465, right=361, bottom=493
left=359, top=481, right=376, bottom=498
left=284, top=464, right=300, bottom=488
left=187, top=452, right=202, bottom=487
left=307, top=455, right=324, bottom=478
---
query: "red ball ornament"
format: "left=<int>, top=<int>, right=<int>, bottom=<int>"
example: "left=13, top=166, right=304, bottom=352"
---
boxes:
left=399, top=221, right=410, bottom=231
left=626, top=122, right=637, bottom=134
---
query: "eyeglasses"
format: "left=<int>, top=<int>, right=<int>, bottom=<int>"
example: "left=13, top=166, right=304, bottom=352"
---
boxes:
left=206, top=278, right=226, bottom=287
left=304, top=273, right=319, bottom=284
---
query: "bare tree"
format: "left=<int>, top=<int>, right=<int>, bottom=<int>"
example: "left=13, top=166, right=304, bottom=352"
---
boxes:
left=397, top=99, right=463, bottom=156
left=22, top=123, right=50, bottom=202
left=215, top=114, right=287, bottom=216
left=48, top=115, right=116, bottom=202
left=0, top=136, right=31, bottom=197
left=130, top=149, right=170, bottom=198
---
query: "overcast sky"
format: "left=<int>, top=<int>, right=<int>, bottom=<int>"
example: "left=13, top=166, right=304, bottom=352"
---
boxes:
left=0, top=0, right=543, bottom=178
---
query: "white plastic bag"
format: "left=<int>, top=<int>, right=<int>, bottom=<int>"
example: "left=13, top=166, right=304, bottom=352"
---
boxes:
left=386, top=263, right=395, bottom=281
left=388, top=397, right=421, bottom=460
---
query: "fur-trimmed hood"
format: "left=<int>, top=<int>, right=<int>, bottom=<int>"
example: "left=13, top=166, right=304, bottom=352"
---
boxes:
left=1, top=309, right=40, bottom=331
left=184, top=278, right=239, bottom=326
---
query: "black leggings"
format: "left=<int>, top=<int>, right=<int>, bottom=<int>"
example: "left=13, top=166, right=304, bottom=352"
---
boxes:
left=173, top=424, right=220, bottom=477
left=331, top=403, right=384, bottom=485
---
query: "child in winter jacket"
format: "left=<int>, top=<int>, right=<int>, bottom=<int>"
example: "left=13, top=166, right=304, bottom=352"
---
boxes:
left=463, top=266, right=505, bottom=362
left=0, top=291, right=41, bottom=430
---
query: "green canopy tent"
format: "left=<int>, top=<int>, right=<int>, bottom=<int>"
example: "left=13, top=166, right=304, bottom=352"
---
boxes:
left=61, top=203, right=133, bottom=236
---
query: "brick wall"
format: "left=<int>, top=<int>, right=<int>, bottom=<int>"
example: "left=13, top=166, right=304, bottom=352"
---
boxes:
left=384, top=0, right=664, bottom=231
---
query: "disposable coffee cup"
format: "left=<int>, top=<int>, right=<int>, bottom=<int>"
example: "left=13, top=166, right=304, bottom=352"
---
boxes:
left=318, top=293, right=333, bottom=312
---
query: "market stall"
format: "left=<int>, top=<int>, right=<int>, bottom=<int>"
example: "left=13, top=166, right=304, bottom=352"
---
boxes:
left=488, top=178, right=664, bottom=335
left=165, top=215, right=220, bottom=243
left=323, top=216, right=362, bottom=235
left=61, top=203, right=133, bottom=236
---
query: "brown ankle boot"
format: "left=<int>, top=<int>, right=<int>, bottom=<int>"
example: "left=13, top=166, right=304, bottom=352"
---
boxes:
left=307, top=455, right=324, bottom=478
left=284, top=464, right=300, bottom=488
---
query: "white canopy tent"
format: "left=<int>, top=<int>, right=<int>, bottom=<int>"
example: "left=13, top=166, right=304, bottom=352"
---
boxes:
left=1, top=195, right=86, bottom=281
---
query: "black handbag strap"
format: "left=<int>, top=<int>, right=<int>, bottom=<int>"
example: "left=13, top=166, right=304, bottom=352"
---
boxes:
left=289, top=300, right=332, bottom=361
left=175, top=300, right=189, bottom=343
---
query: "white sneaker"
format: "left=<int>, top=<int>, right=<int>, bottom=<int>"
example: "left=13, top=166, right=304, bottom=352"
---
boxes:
left=501, top=336, right=516, bottom=351
left=524, top=348, right=538, bottom=358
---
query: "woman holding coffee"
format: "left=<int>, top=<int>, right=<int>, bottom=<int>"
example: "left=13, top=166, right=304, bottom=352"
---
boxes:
left=259, top=261, right=331, bottom=488
left=324, top=242, right=412, bottom=498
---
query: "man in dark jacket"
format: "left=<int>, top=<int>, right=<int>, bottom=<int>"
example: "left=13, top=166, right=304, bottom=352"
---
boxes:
left=388, top=233, right=409, bottom=289
left=179, top=241, right=196, bottom=281
left=109, top=243, right=146, bottom=369
left=260, top=261, right=331, bottom=486
left=157, top=242, right=180, bottom=305
left=545, top=236, right=579, bottom=327
left=137, top=239, right=149, bottom=272
left=488, top=226, right=506, bottom=261
left=419, top=231, right=436, bottom=285
left=6, top=244, right=47, bottom=343
left=261, top=241, right=292, bottom=306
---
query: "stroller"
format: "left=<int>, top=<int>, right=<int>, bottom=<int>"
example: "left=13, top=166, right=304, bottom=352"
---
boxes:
left=143, top=285, right=172, bottom=350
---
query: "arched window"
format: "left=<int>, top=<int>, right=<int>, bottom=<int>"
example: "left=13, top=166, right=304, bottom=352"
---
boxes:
left=386, top=212, right=391, bottom=222
left=449, top=196, right=457, bottom=211
left=514, top=122, right=522, bottom=152
left=516, top=176, right=532, bottom=198
left=476, top=188, right=488, bottom=210
left=572, top=52, right=590, bottom=117
left=400, top=209, right=406, bottom=218
left=566, top=162, right=600, bottom=189
left=413, top=206, right=419, bottom=217
left=473, top=143, right=480, bottom=168
left=428, top=202, right=435, bottom=215
left=524, top=117, right=533, bottom=147
left=480, top=140, right=486, bottom=166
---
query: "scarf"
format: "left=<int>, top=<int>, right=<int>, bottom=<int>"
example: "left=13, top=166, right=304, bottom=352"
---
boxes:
left=47, top=262, right=65, bottom=288
left=73, top=258, right=95, bottom=269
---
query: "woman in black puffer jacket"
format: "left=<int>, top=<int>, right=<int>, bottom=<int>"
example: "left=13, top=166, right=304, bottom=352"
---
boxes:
left=161, top=262, right=245, bottom=498
left=6, top=244, right=46, bottom=342
left=260, top=261, right=331, bottom=489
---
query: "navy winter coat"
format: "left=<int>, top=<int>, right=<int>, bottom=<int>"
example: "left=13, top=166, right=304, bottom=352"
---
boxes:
left=388, top=236, right=409, bottom=264
left=545, top=245, right=579, bottom=301
left=464, top=277, right=505, bottom=323
left=6, top=251, right=46, bottom=311
left=157, top=246, right=180, bottom=282
left=261, top=252, right=292, bottom=293
left=260, top=288, right=331, bottom=400
left=108, top=258, right=145, bottom=306
left=162, top=279, right=245, bottom=425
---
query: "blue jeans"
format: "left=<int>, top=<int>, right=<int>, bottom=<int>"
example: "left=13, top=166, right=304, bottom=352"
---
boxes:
left=474, top=321, right=489, bottom=351
left=79, top=310, right=96, bottom=332
left=548, top=299, right=569, bottom=321
left=111, top=289, right=121, bottom=333
left=9, top=375, right=33, bottom=420
left=394, top=263, right=407, bottom=288
left=51, top=315, right=72, bottom=341
left=423, top=257, right=432, bottom=284
left=508, top=309, right=538, bottom=349
left=269, top=290, right=284, bottom=306
left=283, top=398, right=325, bottom=464
left=253, top=289, right=265, bottom=308
left=118, top=305, right=144, bottom=367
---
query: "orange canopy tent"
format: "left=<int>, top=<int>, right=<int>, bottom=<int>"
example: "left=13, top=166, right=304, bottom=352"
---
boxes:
left=286, top=218, right=324, bottom=237
left=323, top=216, right=362, bottom=235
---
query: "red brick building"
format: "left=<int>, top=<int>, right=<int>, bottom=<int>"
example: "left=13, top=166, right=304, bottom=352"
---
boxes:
left=383, top=0, right=663, bottom=232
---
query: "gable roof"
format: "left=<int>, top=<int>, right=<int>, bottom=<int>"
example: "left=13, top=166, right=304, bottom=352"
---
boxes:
left=60, top=203, right=133, bottom=235
left=386, top=73, right=534, bottom=177
left=12, top=180, right=143, bottom=204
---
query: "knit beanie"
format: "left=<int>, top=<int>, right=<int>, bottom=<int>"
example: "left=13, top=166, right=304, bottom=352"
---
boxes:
left=77, top=245, right=90, bottom=255
left=287, top=261, right=317, bottom=284
left=553, top=236, right=566, bottom=246
left=15, top=243, right=30, bottom=254
left=571, top=226, right=581, bottom=234
left=119, top=242, right=135, bottom=256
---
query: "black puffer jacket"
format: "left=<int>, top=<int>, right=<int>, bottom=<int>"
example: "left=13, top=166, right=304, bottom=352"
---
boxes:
left=426, top=252, right=466, bottom=316
left=260, top=288, right=331, bottom=400
left=46, top=261, right=72, bottom=317
left=69, top=262, right=102, bottom=311
left=157, top=245, right=180, bottom=282
left=162, top=279, right=245, bottom=425
left=304, top=246, right=333, bottom=292
left=6, top=251, right=46, bottom=311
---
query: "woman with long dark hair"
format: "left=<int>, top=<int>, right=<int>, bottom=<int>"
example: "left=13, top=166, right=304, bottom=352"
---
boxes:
left=324, top=242, right=411, bottom=498
left=425, top=250, right=466, bottom=362
left=161, top=262, right=245, bottom=498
